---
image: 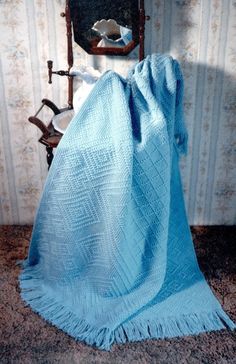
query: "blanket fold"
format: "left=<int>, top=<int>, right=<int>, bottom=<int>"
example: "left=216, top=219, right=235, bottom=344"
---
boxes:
left=18, top=53, right=235, bottom=350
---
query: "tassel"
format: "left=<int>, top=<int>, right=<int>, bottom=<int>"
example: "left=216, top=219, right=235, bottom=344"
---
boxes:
left=18, top=261, right=235, bottom=351
left=113, top=310, right=235, bottom=347
left=175, top=131, right=188, bottom=155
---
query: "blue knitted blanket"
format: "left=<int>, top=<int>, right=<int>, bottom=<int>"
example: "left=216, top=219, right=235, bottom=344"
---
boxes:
left=18, top=53, right=235, bottom=350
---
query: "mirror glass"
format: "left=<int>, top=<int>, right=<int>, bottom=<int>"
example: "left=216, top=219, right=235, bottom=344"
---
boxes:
left=69, top=0, right=139, bottom=55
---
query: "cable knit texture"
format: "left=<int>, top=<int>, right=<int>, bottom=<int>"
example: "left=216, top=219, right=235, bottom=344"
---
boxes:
left=18, top=53, right=235, bottom=350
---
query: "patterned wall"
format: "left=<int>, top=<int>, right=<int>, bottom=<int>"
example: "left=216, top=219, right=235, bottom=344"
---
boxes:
left=0, top=0, right=235, bottom=225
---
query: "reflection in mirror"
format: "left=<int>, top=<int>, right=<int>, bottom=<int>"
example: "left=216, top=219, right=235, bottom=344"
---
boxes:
left=69, top=0, right=139, bottom=55
left=92, top=19, right=132, bottom=48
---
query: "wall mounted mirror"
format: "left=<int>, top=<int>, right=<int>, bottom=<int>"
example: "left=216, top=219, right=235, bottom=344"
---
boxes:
left=69, top=0, right=141, bottom=56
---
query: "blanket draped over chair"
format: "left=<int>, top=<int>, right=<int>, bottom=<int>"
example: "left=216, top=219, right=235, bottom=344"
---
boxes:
left=18, top=53, right=235, bottom=350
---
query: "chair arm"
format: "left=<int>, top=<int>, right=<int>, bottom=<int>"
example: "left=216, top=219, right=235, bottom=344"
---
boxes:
left=41, top=98, right=61, bottom=115
left=28, top=116, right=50, bottom=138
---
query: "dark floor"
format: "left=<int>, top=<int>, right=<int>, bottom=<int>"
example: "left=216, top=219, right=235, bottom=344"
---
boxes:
left=0, top=225, right=235, bottom=364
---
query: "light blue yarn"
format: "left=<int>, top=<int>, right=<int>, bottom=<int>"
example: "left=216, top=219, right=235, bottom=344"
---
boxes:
left=18, top=53, right=235, bottom=351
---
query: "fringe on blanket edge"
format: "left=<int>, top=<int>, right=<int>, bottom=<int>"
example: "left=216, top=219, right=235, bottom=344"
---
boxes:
left=17, top=258, right=236, bottom=351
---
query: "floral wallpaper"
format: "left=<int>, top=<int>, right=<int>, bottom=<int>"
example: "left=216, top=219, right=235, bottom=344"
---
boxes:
left=0, top=0, right=235, bottom=225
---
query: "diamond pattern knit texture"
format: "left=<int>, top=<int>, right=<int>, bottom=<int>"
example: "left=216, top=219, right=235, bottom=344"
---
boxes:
left=18, top=53, right=235, bottom=350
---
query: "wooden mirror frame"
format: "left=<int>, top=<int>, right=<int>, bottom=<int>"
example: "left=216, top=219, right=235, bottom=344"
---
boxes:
left=62, top=0, right=148, bottom=107
left=69, top=0, right=140, bottom=56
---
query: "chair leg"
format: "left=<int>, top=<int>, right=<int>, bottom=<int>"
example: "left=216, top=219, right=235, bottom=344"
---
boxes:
left=46, top=146, right=54, bottom=169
